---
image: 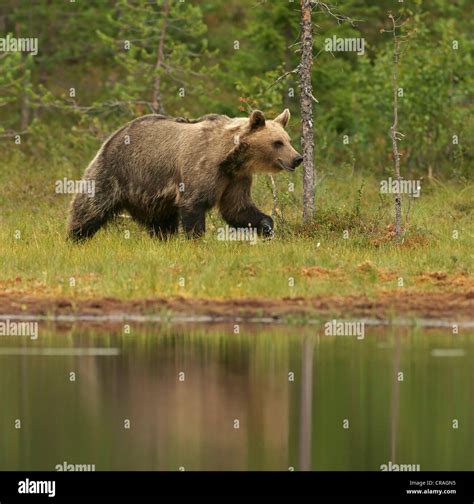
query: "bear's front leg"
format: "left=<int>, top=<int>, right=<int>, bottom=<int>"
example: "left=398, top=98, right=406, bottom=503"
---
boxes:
left=180, top=205, right=206, bottom=238
left=227, top=209, right=274, bottom=238
left=257, top=214, right=274, bottom=238
left=219, top=177, right=274, bottom=238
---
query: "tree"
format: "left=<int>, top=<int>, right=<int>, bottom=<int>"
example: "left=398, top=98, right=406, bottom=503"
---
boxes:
left=96, top=0, right=214, bottom=119
left=387, top=14, right=404, bottom=242
left=299, top=1, right=357, bottom=221
left=151, top=0, right=171, bottom=113
left=0, top=49, right=35, bottom=137
left=300, top=0, right=315, bottom=222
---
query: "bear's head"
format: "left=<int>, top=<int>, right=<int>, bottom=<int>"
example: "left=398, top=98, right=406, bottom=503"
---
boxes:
left=244, top=109, right=303, bottom=174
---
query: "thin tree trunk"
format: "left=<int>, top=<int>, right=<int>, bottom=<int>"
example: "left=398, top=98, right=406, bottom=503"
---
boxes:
left=390, top=16, right=402, bottom=242
left=269, top=175, right=278, bottom=218
left=300, top=0, right=315, bottom=222
left=20, top=84, right=29, bottom=131
left=151, top=0, right=171, bottom=114
left=16, top=20, right=30, bottom=131
left=283, top=21, right=293, bottom=109
left=427, top=131, right=433, bottom=179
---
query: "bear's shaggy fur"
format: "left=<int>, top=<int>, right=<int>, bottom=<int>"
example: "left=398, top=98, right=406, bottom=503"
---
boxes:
left=67, top=109, right=302, bottom=240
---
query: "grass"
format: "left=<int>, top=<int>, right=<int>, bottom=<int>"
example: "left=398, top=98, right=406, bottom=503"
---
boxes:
left=0, top=148, right=473, bottom=301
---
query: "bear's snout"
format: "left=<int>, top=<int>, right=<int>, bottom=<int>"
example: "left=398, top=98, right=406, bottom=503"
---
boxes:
left=292, top=155, right=303, bottom=169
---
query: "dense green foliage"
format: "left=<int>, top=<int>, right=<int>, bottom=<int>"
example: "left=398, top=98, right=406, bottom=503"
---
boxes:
left=1, top=0, right=472, bottom=179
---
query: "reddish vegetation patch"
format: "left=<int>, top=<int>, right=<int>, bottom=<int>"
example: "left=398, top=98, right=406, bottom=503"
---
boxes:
left=0, top=290, right=473, bottom=321
left=300, top=266, right=342, bottom=278
left=356, top=260, right=396, bottom=281
left=369, top=224, right=431, bottom=248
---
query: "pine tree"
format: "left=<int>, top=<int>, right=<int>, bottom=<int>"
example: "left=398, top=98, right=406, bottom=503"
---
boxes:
left=96, top=0, right=214, bottom=119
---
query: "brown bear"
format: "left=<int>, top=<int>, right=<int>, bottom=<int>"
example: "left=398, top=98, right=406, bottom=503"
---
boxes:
left=67, top=109, right=302, bottom=241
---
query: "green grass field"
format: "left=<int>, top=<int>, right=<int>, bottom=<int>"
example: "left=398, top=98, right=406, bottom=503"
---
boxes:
left=0, top=149, right=472, bottom=301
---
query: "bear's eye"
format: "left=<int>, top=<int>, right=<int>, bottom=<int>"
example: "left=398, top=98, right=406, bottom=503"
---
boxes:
left=273, top=140, right=284, bottom=148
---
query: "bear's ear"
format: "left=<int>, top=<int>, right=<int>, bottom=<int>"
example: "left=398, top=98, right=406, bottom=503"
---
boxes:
left=274, top=109, right=290, bottom=128
left=249, top=110, right=266, bottom=131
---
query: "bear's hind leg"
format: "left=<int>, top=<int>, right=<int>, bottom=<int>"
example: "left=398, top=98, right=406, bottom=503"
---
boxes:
left=147, top=209, right=180, bottom=239
left=67, top=192, right=119, bottom=242
left=180, top=204, right=206, bottom=238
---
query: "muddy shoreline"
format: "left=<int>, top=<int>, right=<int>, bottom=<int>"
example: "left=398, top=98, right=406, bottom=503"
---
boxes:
left=1, top=290, right=473, bottom=323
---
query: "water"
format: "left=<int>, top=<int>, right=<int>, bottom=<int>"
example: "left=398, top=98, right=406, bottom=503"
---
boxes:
left=0, top=322, right=472, bottom=471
